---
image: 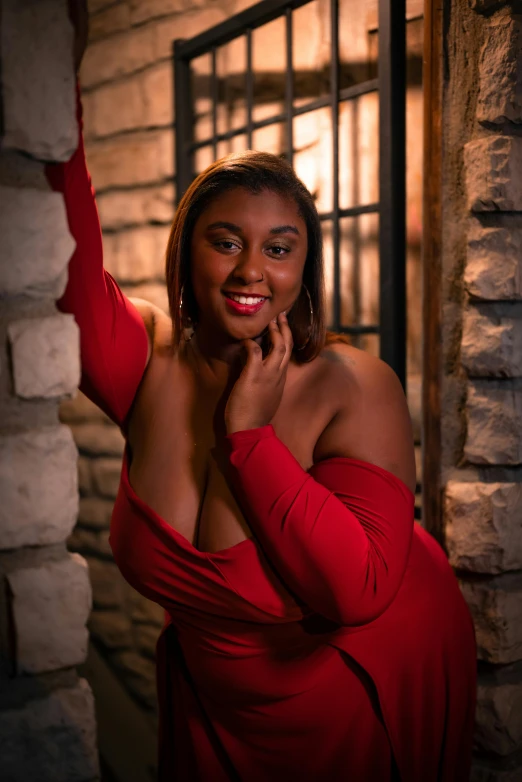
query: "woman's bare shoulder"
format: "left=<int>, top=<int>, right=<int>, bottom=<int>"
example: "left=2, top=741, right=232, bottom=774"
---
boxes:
left=128, top=298, right=174, bottom=366
left=314, top=340, right=416, bottom=493
left=319, top=339, right=389, bottom=380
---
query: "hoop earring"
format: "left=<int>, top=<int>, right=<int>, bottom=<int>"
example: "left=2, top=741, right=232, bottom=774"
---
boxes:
left=295, top=283, right=314, bottom=351
left=179, top=284, right=195, bottom=340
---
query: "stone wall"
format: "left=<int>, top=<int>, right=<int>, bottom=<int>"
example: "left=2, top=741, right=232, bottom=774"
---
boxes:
left=0, top=1, right=98, bottom=780
left=441, top=2, right=522, bottom=779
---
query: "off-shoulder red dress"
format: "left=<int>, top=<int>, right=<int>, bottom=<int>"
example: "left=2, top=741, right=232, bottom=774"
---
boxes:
left=46, top=91, right=477, bottom=782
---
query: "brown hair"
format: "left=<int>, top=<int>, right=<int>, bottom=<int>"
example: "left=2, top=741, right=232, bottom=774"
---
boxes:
left=165, top=150, right=351, bottom=363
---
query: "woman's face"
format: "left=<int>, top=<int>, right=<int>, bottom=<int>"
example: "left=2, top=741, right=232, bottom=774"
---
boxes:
left=189, top=187, right=308, bottom=345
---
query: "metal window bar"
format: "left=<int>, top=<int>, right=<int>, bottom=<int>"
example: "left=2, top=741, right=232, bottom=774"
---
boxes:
left=173, top=0, right=406, bottom=391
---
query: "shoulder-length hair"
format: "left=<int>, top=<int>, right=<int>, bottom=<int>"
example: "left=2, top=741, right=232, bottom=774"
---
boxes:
left=165, top=150, right=350, bottom=363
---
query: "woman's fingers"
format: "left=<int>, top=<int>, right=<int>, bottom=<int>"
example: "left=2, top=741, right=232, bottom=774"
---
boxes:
left=264, top=313, right=292, bottom=371
left=277, top=312, right=293, bottom=370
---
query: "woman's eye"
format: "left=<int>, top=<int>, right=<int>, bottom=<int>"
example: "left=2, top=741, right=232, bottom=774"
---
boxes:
left=215, top=240, right=239, bottom=251
left=268, top=246, right=289, bottom=257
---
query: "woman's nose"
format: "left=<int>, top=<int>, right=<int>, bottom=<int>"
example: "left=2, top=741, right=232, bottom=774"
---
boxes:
left=232, top=249, right=265, bottom=282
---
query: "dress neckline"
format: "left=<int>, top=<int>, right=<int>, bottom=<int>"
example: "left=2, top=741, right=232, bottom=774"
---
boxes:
left=120, top=444, right=415, bottom=561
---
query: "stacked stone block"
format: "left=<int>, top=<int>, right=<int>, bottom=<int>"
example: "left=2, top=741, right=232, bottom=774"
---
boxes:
left=0, top=1, right=98, bottom=780
left=60, top=393, right=164, bottom=722
left=444, top=3, right=522, bottom=779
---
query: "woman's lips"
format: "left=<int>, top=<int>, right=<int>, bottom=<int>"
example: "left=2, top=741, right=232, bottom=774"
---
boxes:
left=223, top=293, right=269, bottom=315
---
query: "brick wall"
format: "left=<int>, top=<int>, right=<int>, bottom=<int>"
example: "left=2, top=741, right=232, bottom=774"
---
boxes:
left=0, top=1, right=98, bottom=780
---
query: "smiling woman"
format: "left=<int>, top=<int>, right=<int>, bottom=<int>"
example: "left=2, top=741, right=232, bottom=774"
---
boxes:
left=46, top=74, right=476, bottom=782
left=165, top=149, right=329, bottom=362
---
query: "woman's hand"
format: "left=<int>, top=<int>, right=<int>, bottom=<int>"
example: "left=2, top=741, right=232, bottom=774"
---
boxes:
left=224, top=312, right=293, bottom=434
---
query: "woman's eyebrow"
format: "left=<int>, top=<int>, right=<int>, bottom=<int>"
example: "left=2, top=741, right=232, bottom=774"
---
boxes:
left=205, top=221, right=300, bottom=236
left=205, top=221, right=242, bottom=233
left=270, top=225, right=300, bottom=236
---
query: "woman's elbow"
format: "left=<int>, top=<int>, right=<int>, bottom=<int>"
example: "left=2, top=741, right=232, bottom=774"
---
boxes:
left=327, top=573, right=405, bottom=627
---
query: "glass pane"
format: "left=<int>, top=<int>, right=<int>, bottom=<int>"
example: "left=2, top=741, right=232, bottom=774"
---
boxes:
left=360, top=331, right=380, bottom=358
left=338, top=93, right=379, bottom=211
left=293, top=0, right=330, bottom=110
left=216, top=133, right=248, bottom=160
left=320, top=220, right=334, bottom=328
left=406, top=16, right=423, bottom=379
left=339, top=213, right=379, bottom=350
left=252, top=123, right=284, bottom=156
left=339, top=0, right=378, bottom=91
left=293, top=107, right=332, bottom=214
left=191, top=53, right=213, bottom=144
left=194, top=144, right=213, bottom=176
left=252, top=16, right=286, bottom=124
left=216, top=37, right=247, bottom=135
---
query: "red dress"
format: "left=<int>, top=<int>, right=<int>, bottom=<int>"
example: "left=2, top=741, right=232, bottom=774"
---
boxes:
left=46, top=89, right=477, bottom=782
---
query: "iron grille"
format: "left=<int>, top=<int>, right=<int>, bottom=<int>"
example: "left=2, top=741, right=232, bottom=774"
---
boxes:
left=173, top=0, right=406, bottom=391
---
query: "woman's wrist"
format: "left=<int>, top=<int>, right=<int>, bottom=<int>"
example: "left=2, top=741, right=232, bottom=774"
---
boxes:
left=224, top=423, right=275, bottom=440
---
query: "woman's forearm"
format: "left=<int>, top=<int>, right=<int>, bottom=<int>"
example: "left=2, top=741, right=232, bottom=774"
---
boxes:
left=224, top=424, right=415, bottom=626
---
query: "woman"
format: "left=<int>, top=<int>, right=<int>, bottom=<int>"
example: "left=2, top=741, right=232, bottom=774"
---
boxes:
left=47, top=24, right=476, bottom=782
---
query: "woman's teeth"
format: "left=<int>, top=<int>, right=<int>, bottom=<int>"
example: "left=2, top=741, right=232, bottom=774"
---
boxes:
left=227, top=294, right=266, bottom=305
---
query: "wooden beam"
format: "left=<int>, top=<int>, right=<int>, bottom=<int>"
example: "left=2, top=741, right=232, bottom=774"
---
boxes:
left=421, top=0, right=444, bottom=546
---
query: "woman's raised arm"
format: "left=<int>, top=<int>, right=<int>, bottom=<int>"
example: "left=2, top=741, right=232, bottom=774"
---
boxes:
left=45, top=86, right=150, bottom=430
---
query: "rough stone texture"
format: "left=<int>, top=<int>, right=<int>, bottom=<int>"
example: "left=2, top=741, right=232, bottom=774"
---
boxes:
left=465, top=218, right=522, bottom=301
left=88, top=610, right=133, bottom=649
left=60, top=391, right=112, bottom=424
left=83, top=62, right=173, bottom=138
left=1, top=0, right=77, bottom=160
left=91, top=458, right=123, bottom=498
left=80, top=8, right=226, bottom=88
left=109, top=650, right=157, bottom=710
left=477, top=10, right=522, bottom=125
left=78, top=496, right=114, bottom=529
left=78, top=456, right=93, bottom=494
left=68, top=526, right=112, bottom=558
left=445, top=481, right=522, bottom=573
left=0, top=679, right=99, bottom=782
left=464, top=383, right=522, bottom=464
left=461, top=309, right=522, bottom=377
left=471, top=764, right=522, bottom=782
left=70, top=423, right=125, bottom=456
left=86, top=129, right=173, bottom=190
left=0, top=186, right=74, bottom=298
left=128, top=0, right=208, bottom=25
left=89, top=1, right=130, bottom=41
left=86, top=557, right=128, bottom=609
left=133, top=623, right=160, bottom=660
left=460, top=574, right=522, bottom=663
left=103, top=225, right=170, bottom=282
left=7, top=554, right=91, bottom=674
left=88, top=0, right=116, bottom=12
left=472, top=1, right=516, bottom=13
left=96, top=183, right=174, bottom=229
left=127, top=589, right=165, bottom=627
left=0, top=426, right=78, bottom=550
left=8, top=314, right=80, bottom=399
left=464, top=135, right=522, bottom=212
left=475, top=678, right=522, bottom=755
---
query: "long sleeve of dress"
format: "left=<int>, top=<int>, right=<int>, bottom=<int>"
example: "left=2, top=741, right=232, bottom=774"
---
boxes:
left=224, top=424, right=416, bottom=627
left=45, top=84, right=149, bottom=430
